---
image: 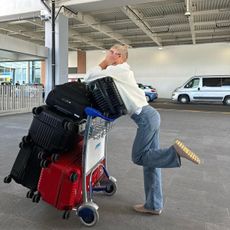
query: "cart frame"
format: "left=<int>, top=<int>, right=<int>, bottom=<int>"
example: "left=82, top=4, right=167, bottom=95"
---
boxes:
left=77, top=107, right=117, bottom=227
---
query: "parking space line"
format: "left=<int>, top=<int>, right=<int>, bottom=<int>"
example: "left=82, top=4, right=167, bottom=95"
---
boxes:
left=156, top=108, right=230, bottom=115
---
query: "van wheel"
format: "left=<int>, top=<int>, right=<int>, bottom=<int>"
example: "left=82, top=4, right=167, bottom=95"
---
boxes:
left=178, top=95, right=190, bottom=104
left=223, top=96, right=230, bottom=105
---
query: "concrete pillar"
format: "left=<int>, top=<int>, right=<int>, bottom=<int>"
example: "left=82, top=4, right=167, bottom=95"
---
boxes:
left=45, top=13, right=68, bottom=96
left=55, top=14, right=68, bottom=85
left=45, top=20, right=52, bottom=95
left=27, top=62, right=30, bottom=84
left=40, top=61, right=46, bottom=85
left=77, top=50, right=86, bottom=73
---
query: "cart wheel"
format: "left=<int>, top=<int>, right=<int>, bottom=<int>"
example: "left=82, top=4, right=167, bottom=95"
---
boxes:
left=32, top=193, right=40, bottom=203
left=38, top=150, right=46, bottom=160
left=26, top=190, right=34, bottom=199
left=62, top=210, right=71, bottom=220
left=104, top=177, right=117, bottom=196
left=3, top=175, right=12, bottom=184
left=51, top=153, right=59, bottom=162
left=78, top=206, right=99, bottom=227
left=69, top=172, right=78, bottom=182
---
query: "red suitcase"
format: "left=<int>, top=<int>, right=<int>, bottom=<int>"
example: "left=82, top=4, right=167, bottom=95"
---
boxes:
left=36, top=139, right=104, bottom=217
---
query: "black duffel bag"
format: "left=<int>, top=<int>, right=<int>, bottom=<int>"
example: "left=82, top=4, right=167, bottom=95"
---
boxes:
left=46, top=81, right=92, bottom=119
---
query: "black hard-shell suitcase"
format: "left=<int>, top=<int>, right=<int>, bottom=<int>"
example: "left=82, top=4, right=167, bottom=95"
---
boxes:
left=4, top=142, right=42, bottom=198
left=88, top=77, right=127, bottom=118
left=28, top=105, right=79, bottom=158
left=46, top=81, right=92, bottom=119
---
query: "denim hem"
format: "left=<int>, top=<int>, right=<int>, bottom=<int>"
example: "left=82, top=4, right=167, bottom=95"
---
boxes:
left=144, top=203, right=163, bottom=211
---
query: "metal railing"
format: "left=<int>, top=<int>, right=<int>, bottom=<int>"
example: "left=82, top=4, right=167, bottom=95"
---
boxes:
left=0, top=85, right=44, bottom=115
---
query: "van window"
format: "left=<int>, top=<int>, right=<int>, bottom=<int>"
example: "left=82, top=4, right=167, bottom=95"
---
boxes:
left=184, top=78, right=200, bottom=88
left=222, top=78, right=230, bottom=86
left=203, top=78, right=221, bottom=87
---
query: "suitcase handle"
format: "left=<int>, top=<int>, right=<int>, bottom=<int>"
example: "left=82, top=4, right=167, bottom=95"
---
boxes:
left=84, top=107, right=114, bottom=122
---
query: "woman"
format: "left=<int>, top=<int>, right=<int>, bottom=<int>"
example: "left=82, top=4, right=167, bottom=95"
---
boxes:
left=85, top=44, right=200, bottom=215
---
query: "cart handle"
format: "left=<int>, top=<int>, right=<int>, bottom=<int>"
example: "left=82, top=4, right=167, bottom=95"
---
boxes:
left=84, top=107, right=115, bottom=122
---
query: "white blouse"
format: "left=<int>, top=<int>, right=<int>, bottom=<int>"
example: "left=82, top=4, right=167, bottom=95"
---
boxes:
left=85, top=62, right=148, bottom=115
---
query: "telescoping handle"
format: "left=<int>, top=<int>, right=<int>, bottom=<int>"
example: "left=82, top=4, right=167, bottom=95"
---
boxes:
left=84, top=107, right=115, bottom=122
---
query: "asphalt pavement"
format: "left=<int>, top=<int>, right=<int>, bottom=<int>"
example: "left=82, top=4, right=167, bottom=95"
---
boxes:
left=1, top=101, right=230, bottom=230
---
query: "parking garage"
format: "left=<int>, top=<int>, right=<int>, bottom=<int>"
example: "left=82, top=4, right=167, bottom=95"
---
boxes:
left=0, top=1, right=230, bottom=230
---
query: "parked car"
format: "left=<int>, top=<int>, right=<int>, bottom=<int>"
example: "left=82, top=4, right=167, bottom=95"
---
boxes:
left=137, top=83, right=158, bottom=102
left=171, top=75, right=230, bottom=105
left=143, top=84, right=157, bottom=93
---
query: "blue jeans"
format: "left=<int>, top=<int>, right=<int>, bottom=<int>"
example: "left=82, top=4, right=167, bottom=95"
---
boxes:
left=131, top=105, right=181, bottom=211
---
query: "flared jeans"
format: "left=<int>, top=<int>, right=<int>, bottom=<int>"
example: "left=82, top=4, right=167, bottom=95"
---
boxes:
left=131, top=105, right=181, bottom=210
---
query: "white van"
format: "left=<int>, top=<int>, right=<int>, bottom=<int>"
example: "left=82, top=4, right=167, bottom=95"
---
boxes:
left=171, top=75, right=230, bottom=105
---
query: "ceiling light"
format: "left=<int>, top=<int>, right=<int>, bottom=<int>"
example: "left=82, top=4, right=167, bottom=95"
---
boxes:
left=185, top=0, right=191, bottom=17
left=184, top=11, right=191, bottom=17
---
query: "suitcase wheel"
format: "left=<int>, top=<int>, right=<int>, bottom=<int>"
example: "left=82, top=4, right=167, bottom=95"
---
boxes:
left=3, top=175, right=12, bottom=184
left=19, top=142, right=25, bottom=149
left=40, top=159, right=50, bottom=168
left=51, top=153, right=60, bottom=162
left=32, top=107, right=37, bottom=115
left=38, top=150, right=46, bottom=160
left=63, top=121, right=75, bottom=132
left=69, top=172, right=78, bottom=182
left=26, top=190, right=34, bottom=199
left=32, top=193, right=41, bottom=203
left=78, top=205, right=99, bottom=227
left=62, top=210, right=71, bottom=220
left=32, top=106, right=43, bottom=115
left=22, top=135, right=32, bottom=144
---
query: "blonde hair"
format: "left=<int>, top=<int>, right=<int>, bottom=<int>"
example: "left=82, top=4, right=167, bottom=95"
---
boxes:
left=111, top=44, right=129, bottom=61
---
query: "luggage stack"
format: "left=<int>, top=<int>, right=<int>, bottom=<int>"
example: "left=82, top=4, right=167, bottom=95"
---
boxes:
left=3, top=81, right=89, bottom=201
left=4, top=78, right=126, bottom=226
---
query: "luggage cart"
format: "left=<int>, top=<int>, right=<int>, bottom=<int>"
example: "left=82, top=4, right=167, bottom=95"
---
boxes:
left=77, top=107, right=117, bottom=227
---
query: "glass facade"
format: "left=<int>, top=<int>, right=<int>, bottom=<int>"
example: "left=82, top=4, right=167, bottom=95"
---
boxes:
left=0, top=61, right=41, bottom=85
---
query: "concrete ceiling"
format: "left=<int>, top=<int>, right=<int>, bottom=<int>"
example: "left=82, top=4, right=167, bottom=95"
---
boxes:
left=0, top=0, right=229, bottom=53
